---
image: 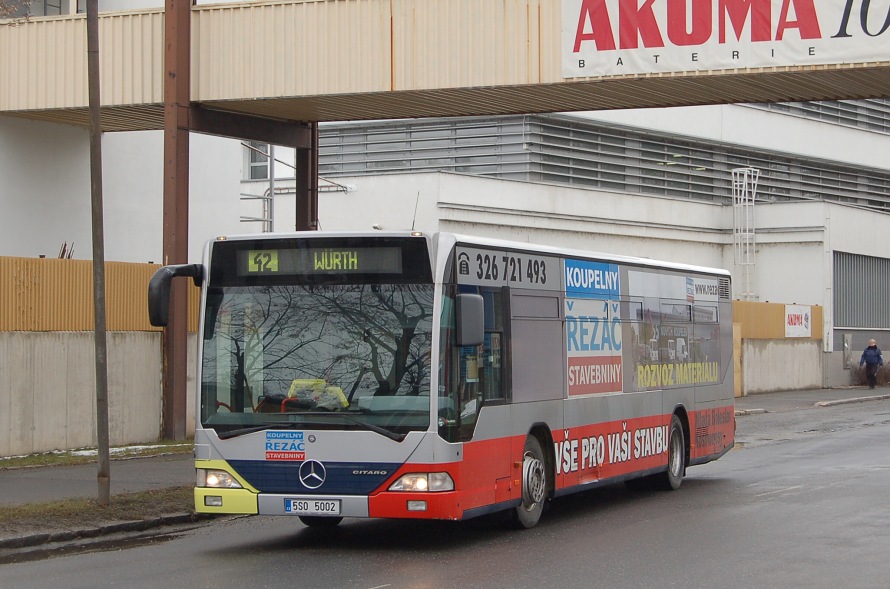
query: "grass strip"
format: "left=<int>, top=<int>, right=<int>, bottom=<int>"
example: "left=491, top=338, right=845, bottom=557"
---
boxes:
left=0, top=486, right=195, bottom=537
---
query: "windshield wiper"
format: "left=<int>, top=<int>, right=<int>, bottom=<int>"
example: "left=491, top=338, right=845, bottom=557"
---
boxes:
left=214, top=414, right=406, bottom=442
left=292, top=411, right=407, bottom=442
left=343, top=413, right=406, bottom=442
left=216, top=421, right=303, bottom=440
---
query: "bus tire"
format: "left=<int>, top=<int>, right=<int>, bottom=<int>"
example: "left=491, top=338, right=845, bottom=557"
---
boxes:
left=512, top=435, right=548, bottom=529
left=658, top=414, right=686, bottom=491
left=299, top=516, right=343, bottom=528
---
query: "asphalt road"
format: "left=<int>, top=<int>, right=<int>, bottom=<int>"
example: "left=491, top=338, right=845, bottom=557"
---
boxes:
left=2, top=398, right=890, bottom=589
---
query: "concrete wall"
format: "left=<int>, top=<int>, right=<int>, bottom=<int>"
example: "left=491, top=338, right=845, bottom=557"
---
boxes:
left=822, top=351, right=855, bottom=388
left=0, top=332, right=196, bottom=457
left=0, top=118, right=244, bottom=264
left=741, top=340, right=824, bottom=394
left=0, top=327, right=832, bottom=456
left=0, top=117, right=92, bottom=261
left=750, top=202, right=828, bottom=306
left=301, top=172, right=731, bottom=269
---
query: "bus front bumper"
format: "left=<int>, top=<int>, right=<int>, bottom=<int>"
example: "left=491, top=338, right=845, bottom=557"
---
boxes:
left=195, top=488, right=463, bottom=520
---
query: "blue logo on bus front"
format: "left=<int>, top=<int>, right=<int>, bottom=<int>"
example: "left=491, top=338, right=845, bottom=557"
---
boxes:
left=265, top=431, right=305, bottom=461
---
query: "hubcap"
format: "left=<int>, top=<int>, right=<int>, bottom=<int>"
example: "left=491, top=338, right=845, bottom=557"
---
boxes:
left=669, top=430, right=681, bottom=476
left=522, top=451, right=546, bottom=508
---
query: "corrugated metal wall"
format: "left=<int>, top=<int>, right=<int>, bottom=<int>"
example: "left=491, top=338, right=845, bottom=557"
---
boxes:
left=0, top=257, right=198, bottom=332
left=0, top=10, right=164, bottom=111
left=733, top=300, right=823, bottom=340
left=193, top=0, right=394, bottom=99
left=0, top=0, right=554, bottom=110
left=833, top=251, right=890, bottom=329
left=191, top=0, right=554, bottom=100
left=3, top=1, right=888, bottom=128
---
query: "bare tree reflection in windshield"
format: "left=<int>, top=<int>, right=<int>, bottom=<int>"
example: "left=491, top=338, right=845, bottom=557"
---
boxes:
left=201, top=283, right=434, bottom=432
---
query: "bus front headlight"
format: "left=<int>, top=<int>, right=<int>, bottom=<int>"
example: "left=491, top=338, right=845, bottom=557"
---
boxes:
left=388, top=472, right=454, bottom=492
left=197, top=469, right=243, bottom=489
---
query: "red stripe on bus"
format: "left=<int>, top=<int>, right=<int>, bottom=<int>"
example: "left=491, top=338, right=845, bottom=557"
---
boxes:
left=368, top=405, right=734, bottom=519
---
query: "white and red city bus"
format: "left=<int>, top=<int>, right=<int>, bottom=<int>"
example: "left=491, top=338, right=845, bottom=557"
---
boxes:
left=149, top=231, right=734, bottom=528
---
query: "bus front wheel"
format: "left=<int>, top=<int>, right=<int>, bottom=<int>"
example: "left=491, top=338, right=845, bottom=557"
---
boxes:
left=513, top=435, right=548, bottom=529
left=658, top=414, right=686, bottom=491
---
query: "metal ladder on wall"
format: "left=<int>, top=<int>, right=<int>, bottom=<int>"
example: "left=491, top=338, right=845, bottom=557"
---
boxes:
left=732, top=167, right=760, bottom=301
left=240, top=143, right=352, bottom=232
left=240, top=144, right=277, bottom=233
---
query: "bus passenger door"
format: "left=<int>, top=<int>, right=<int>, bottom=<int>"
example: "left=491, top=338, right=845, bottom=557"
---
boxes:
left=509, top=289, right=564, bottom=404
left=455, top=288, right=512, bottom=508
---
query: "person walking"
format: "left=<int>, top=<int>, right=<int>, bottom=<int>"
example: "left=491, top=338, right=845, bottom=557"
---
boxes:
left=859, top=339, right=884, bottom=389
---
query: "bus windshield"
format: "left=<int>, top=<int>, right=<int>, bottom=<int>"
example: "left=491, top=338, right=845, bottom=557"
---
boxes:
left=200, top=283, right=435, bottom=437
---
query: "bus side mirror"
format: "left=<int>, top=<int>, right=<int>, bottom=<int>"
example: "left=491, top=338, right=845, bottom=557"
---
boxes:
left=456, top=293, right=484, bottom=347
left=148, top=264, right=203, bottom=327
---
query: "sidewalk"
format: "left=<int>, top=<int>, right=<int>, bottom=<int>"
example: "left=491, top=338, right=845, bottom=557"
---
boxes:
left=733, top=385, right=890, bottom=415
left=0, top=453, right=195, bottom=508
left=1, top=385, right=888, bottom=556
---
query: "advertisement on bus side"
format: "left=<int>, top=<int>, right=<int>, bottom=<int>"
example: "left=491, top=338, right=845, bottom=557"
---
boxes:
left=627, top=270, right=722, bottom=392
left=565, top=259, right=622, bottom=396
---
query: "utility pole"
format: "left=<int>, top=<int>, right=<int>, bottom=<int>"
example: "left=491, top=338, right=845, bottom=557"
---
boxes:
left=161, top=0, right=192, bottom=440
left=87, top=0, right=111, bottom=505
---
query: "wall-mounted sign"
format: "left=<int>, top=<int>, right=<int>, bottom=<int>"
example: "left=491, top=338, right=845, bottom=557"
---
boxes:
left=562, top=0, right=889, bottom=78
left=785, top=305, right=812, bottom=338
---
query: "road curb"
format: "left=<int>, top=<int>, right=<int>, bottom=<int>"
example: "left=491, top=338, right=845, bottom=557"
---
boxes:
left=735, top=408, right=767, bottom=416
left=0, top=513, right=213, bottom=551
left=815, top=394, right=890, bottom=407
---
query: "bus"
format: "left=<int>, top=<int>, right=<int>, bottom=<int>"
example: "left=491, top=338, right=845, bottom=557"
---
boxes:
left=148, top=231, right=734, bottom=529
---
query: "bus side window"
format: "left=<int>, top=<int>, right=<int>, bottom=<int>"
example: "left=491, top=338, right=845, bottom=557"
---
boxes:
left=453, top=288, right=506, bottom=441
left=481, top=290, right=505, bottom=403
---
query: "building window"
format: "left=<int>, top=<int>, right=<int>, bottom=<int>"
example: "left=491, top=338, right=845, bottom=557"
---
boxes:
left=1, top=0, right=30, bottom=17
left=22, top=0, right=68, bottom=16
left=245, top=141, right=269, bottom=180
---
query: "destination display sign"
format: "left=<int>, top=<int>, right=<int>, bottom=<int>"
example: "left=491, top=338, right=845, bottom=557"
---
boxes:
left=455, top=247, right=561, bottom=290
left=237, top=246, right=403, bottom=276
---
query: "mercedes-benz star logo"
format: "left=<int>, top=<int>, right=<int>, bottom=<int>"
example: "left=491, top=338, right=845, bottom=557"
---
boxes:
left=298, top=460, right=326, bottom=489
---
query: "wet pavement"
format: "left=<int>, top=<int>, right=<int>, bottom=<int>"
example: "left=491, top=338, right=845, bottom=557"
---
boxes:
left=1, top=385, right=887, bottom=554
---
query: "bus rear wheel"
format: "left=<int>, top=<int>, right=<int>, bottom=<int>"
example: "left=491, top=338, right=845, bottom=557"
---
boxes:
left=299, top=516, right=343, bottom=528
left=658, top=414, right=686, bottom=491
left=512, top=435, right=547, bottom=529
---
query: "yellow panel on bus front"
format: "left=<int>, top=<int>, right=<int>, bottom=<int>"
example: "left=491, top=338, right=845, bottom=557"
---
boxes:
left=195, top=458, right=260, bottom=515
left=195, top=487, right=259, bottom=515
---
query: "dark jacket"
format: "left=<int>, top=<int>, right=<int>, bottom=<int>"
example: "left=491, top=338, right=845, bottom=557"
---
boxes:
left=860, top=346, right=884, bottom=366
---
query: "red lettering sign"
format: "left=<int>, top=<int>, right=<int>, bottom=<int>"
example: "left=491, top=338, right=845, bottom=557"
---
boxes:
left=719, top=0, right=773, bottom=42
left=776, top=0, right=822, bottom=39
left=574, top=0, right=617, bottom=51
left=572, top=0, right=824, bottom=53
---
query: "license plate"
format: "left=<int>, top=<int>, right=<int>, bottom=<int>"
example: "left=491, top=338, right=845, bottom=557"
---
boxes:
left=284, top=498, right=341, bottom=516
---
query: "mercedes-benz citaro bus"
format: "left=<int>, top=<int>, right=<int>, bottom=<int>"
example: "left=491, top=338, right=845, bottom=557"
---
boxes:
left=148, top=231, right=734, bottom=529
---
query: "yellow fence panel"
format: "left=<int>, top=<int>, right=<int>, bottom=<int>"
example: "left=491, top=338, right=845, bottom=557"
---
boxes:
left=732, top=300, right=822, bottom=341
left=0, top=257, right=198, bottom=332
